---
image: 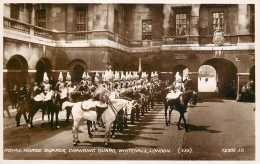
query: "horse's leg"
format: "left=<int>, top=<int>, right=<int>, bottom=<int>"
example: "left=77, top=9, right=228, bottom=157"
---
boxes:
left=66, top=108, right=71, bottom=125
left=169, top=107, right=172, bottom=125
left=124, top=117, right=128, bottom=129
left=111, top=120, right=117, bottom=138
left=131, top=108, right=135, bottom=124
left=50, top=111, right=54, bottom=131
left=104, top=123, right=111, bottom=146
left=56, top=110, right=59, bottom=129
left=136, top=106, right=140, bottom=121
left=87, top=120, right=93, bottom=138
left=181, top=113, right=189, bottom=132
left=47, top=110, right=50, bottom=123
left=41, top=108, right=45, bottom=126
left=165, top=102, right=169, bottom=126
left=178, top=113, right=182, bottom=130
left=73, top=118, right=81, bottom=146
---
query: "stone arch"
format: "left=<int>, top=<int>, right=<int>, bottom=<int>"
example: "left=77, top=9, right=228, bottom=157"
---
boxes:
left=67, top=59, right=87, bottom=83
left=199, top=58, right=238, bottom=98
left=142, top=64, right=154, bottom=79
left=35, top=58, right=52, bottom=84
left=6, top=55, right=28, bottom=86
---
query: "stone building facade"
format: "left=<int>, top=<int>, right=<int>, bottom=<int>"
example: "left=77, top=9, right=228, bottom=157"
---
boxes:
left=3, top=3, right=255, bottom=97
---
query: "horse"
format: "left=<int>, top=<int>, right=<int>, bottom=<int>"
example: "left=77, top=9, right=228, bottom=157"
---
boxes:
left=63, top=96, right=134, bottom=146
left=27, top=90, right=60, bottom=131
left=164, top=90, right=197, bottom=132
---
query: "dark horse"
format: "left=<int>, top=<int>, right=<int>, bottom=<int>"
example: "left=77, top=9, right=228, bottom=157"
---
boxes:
left=28, top=92, right=60, bottom=131
left=164, top=90, right=197, bottom=131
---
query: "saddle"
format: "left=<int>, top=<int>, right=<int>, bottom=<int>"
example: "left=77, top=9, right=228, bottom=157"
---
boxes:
left=81, top=99, right=108, bottom=111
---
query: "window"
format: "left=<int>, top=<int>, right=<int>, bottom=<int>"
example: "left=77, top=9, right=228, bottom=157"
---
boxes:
left=212, top=12, right=224, bottom=31
left=142, top=20, right=152, bottom=40
left=76, top=7, right=86, bottom=31
left=75, top=7, right=86, bottom=40
left=114, top=9, right=118, bottom=34
left=36, top=9, right=46, bottom=28
left=176, top=13, right=187, bottom=36
left=10, top=4, right=19, bottom=20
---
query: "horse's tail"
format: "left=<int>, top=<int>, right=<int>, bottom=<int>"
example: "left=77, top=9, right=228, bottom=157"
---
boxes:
left=62, top=101, right=76, bottom=110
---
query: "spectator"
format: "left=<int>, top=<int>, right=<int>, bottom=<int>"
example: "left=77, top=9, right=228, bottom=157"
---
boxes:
left=241, top=84, right=247, bottom=102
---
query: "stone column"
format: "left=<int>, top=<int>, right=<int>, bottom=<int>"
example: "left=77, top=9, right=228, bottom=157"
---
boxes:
left=163, top=4, right=172, bottom=37
left=238, top=4, right=250, bottom=43
left=189, top=72, right=199, bottom=92
left=236, top=73, right=250, bottom=100
left=190, top=4, right=200, bottom=44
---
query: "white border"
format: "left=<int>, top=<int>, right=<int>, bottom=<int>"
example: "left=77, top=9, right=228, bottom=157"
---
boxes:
left=1, top=0, right=259, bottom=164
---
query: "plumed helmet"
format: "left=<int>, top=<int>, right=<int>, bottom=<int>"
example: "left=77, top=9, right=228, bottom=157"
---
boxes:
left=82, top=72, right=87, bottom=79
left=66, top=72, right=71, bottom=81
left=58, top=72, right=63, bottom=81
left=175, top=72, right=182, bottom=81
left=43, top=72, right=49, bottom=82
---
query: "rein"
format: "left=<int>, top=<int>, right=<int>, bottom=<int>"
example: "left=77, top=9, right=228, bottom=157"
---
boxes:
left=107, top=99, right=128, bottom=120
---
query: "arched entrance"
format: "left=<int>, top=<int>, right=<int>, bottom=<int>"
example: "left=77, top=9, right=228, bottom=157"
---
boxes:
left=142, top=65, right=153, bottom=79
left=67, top=59, right=87, bottom=83
left=35, top=58, right=51, bottom=84
left=6, top=55, right=28, bottom=86
left=200, top=58, right=238, bottom=98
left=173, top=65, right=189, bottom=81
left=249, top=65, right=255, bottom=81
left=73, top=64, right=84, bottom=83
left=198, top=65, right=217, bottom=92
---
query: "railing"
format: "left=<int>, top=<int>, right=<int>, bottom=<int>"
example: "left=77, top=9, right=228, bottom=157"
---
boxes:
left=163, top=36, right=189, bottom=44
left=3, top=17, right=30, bottom=34
left=199, top=35, right=254, bottom=45
left=34, top=26, right=53, bottom=39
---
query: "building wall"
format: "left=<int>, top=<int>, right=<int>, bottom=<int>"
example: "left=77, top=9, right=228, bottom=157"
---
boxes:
left=3, top=3, right=255, bottom=94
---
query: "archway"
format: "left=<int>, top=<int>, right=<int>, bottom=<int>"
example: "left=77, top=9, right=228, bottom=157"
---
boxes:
left=198, top=65, right=217, bottom=92
left=142, top=64, right=153, bottom=79
left=6, top=55, right=28, bottom=87
left=67, top=59, right=87, bottom=83
left=249, top=65, right=255, bottom=81
left=35, top=58, right=51, bottom=84
left=200, top=58, right=238, bottom=98
left=73, top=64, right=85, bottom=83
left=173, top=65, right=189, bottom=81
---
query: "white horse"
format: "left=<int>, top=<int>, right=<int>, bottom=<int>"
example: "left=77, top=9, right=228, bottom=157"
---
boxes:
left=63, top=97, right=134, bottom=146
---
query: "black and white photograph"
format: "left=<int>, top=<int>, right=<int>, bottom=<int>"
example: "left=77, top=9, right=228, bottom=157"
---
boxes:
left=1, top=0, right=257, bottom=162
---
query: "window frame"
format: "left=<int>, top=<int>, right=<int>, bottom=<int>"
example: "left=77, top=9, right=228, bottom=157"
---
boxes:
left=175, top=12, right=188, bottom=36
left=142, top=19, right=152, bottom=41
left=208, top=8, right=226, bottom=35
left=172, top=7, right=191, bottom=36
left=75, top=7, right=87, bottom=32
left=36, top=9, right=46, bottom=28
left=10, top=4, right=20, bottom=20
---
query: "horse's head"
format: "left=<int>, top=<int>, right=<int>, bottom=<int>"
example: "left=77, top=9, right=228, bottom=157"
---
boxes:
left=190, top=91, right=198, bottom=105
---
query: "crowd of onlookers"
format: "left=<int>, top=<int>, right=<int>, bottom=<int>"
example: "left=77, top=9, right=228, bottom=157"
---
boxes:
left=3, top=83, right=31, bottom=118
left=238, top=79, right=255, bottom=102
